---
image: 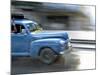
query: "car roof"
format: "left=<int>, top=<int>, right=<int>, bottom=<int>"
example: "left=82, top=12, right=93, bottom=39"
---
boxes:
left=12, top=19, right=37, bottom=25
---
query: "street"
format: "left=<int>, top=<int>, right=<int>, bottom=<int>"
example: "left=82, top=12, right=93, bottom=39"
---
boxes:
left=11, top=48, right=95, bottom=75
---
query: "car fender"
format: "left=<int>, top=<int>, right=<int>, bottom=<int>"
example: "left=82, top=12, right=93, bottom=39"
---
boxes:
left=30, top=38, right=64, bottom=58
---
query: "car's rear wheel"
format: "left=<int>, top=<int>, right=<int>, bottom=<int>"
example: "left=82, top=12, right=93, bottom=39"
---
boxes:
left=39, top=48, right=58, bottom=64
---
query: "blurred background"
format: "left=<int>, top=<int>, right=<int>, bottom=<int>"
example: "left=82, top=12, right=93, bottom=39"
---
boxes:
left=11, top=0, right=95, bottom=31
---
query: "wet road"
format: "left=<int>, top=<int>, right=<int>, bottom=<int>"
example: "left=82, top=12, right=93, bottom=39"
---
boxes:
left=11, top=48, right=95, bottom=75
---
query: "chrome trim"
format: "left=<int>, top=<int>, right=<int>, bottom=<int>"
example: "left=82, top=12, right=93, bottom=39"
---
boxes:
left=60, top=44, right=72, bottom=55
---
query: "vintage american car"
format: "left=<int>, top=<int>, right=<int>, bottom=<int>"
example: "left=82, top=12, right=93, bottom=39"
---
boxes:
left=11, top=18, right=72, bottom=64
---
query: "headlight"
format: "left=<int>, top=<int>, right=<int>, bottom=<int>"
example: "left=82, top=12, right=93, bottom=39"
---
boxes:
left=69, top=37, right=71, bottom=40
left=68, top=37, right=71, bottom=46
left=68, top=42, right=71, bottom=46
left=59, top=40, right=65, bottom=45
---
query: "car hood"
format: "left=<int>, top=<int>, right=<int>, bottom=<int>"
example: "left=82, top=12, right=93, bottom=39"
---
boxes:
left=31, top=31, right=69, bottom=40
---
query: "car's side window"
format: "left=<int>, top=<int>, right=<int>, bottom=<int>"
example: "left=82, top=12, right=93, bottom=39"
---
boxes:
left=11, top=25, right=17, bottom=33
left=11, top=24, right=26, bottom=34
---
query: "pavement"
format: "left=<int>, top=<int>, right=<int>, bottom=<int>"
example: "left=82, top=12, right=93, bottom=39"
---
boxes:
left=11, top=48, right=95, bottom=75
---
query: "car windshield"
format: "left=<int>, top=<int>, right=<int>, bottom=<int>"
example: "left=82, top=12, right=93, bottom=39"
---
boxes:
left=26, top=23, right=42, bottom=32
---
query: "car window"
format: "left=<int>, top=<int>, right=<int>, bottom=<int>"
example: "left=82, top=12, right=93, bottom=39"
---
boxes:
left=11, top=24, right=17, bottom=33
left=26, top=23, right=37, bottom=32
left=11, top=24, right=25, bottom=34
left=26, top=23, right=42, bottom=32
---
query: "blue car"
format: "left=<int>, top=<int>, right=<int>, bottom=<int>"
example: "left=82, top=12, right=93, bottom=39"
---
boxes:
left=11, top=19, right=72, bottom=64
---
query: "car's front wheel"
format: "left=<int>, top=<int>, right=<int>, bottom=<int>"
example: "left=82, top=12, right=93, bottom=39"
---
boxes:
left=39, top=48, right=58, bottom=64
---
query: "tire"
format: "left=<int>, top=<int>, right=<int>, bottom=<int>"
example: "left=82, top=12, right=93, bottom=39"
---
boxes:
left=39, top=48, right=58, bottom=64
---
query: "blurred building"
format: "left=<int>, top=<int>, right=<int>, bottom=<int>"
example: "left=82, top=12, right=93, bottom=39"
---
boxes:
left=11, top=1, right=95, bottom=30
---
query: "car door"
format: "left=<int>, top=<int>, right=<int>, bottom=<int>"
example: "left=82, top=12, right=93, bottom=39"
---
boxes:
left=11, top=24, right=31, bottom=54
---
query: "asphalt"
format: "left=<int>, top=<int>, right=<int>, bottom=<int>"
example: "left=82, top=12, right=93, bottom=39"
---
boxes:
left=11, top=48, right=95, bottom=75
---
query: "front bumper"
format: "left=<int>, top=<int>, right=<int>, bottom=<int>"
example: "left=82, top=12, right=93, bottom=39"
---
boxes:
left=59, top=44, right=72, bottom=55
